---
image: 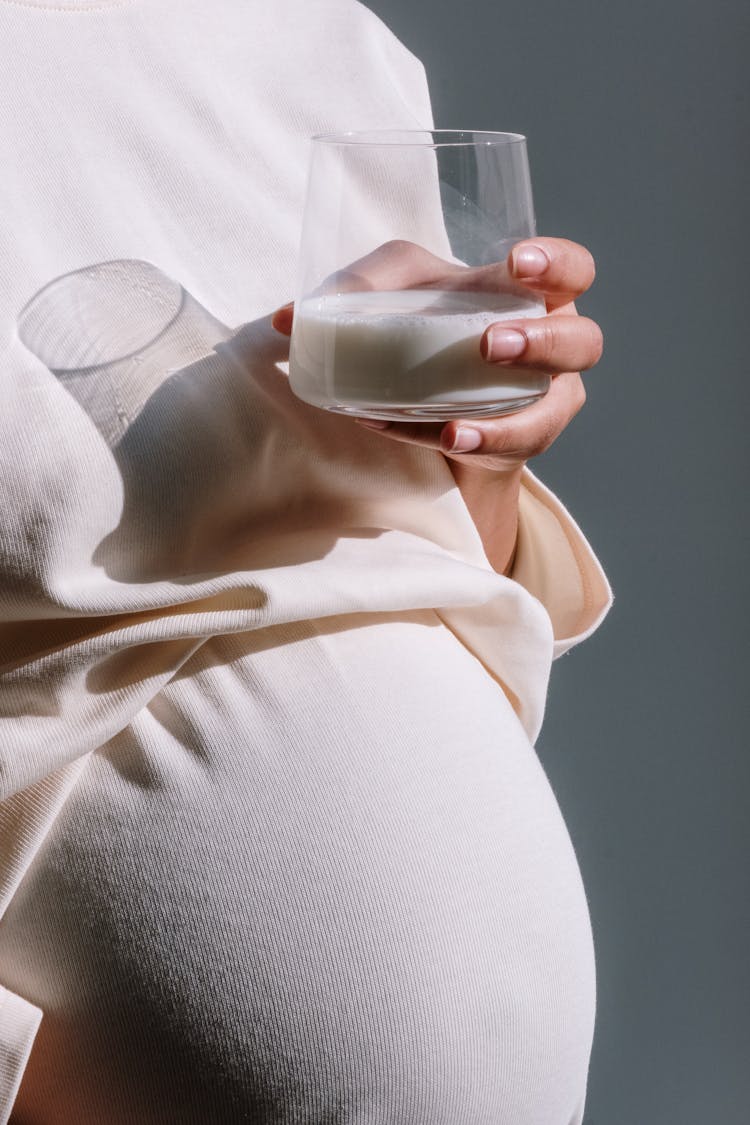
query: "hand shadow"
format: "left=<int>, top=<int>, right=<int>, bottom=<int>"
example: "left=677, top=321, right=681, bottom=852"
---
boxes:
left=17, top=259, right=386, bottom=591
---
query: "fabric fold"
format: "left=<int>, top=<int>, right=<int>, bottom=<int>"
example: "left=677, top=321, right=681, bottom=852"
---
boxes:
left=0, top=986, right=42, bottom=1125
left=0, top=0, right=611, bottom=1120
left=514, top=468, right=613, bottom=657
left=2, top=326, right=610, bottom=798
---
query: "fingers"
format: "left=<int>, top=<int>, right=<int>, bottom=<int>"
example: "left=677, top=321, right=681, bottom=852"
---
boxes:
left=481, top=314, right=603, bottom=375
left=439, top=372, right=586, bottom=461
left=270, top=241, right=455, bottom=336
left=508, top=237, right=596, bottom=309
left=357, top=370, right=586, bottom=466
left=271, top=302, right=294, bottom=336
left=272, top=235, right=599, bottom=333
left=331, top=239, right=460, bottom=293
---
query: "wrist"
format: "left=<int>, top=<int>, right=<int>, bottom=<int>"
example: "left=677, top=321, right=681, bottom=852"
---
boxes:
left=447, top=458, right=524, bottom=575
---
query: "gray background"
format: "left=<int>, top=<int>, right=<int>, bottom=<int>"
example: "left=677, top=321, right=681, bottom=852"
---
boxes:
left=365, top=1, right=749, bottom=1122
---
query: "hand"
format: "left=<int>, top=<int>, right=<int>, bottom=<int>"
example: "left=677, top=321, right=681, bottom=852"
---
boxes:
left=272, top=237, right=603, bottom=477
left=272, top=237, right=602, bottom=573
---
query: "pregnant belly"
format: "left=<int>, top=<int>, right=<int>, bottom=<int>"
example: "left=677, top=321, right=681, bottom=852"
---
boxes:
left=3, top=612, right=595, bottom=1125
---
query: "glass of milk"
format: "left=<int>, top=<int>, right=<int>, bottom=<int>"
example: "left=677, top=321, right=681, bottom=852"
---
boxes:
left=289, top=130, right=548, bottom=421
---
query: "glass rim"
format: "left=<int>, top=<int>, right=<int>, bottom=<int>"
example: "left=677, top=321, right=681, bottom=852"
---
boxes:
left=310, top=128, right=528, bottom=148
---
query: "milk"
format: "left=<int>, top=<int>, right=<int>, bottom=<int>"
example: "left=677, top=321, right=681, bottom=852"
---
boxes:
left=288, top=288, right=548, bottom=420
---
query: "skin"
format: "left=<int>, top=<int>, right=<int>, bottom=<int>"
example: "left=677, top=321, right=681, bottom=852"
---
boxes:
left=272, top=237, right=603, bottom=575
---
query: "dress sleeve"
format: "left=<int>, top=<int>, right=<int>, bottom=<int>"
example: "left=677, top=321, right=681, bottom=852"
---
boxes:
left=510, top=468, right=613, bottom=658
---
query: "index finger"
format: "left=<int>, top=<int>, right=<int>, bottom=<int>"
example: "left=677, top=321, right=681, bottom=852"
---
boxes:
left=271, top=240, right=459, bottom=336
left=271, top=235, right=596, bottom=336
left=508, top=237, right=596, bottom=309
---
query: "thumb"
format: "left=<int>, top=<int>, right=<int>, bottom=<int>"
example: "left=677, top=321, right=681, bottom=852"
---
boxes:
left=271, top=302, right=294, bottom=336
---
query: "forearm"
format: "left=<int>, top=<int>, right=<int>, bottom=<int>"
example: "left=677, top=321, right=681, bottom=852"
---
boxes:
left=448, top=460, right=524, bottom=576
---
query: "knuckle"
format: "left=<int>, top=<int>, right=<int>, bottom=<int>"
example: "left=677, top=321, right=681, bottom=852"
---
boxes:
left=480, top=423, right=517, bottom=457
left=486, top=417, right=554, bottom=460
left=382, top=238, right=411, bottom=255
left=531, top=320, right=562, bottom=365
left=554, top=240, right=596, bottom=291
left=531, top=416, right=561, bottom=456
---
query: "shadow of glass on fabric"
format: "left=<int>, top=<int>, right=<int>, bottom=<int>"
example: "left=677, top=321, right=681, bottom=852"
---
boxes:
left=15, top=259, right=351, bottom=587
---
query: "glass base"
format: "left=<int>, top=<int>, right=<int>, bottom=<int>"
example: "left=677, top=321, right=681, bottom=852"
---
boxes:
left=317, top=393, right=546, bottom=422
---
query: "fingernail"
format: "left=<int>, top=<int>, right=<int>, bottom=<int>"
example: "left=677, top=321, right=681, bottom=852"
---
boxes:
left=356, top=418, right=391, bottom=430
left=510, top=244, right=550, bottom=278
left=485, top=327, right=527, bottom=361
left=448, top=427, right=482, bottom=453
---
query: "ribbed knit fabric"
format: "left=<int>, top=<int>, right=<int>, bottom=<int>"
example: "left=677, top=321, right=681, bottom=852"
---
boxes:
left=0, top=2, right=611, bottom=1122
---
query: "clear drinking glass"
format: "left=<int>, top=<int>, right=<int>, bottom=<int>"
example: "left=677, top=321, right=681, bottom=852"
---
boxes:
left=288, top=129, right=548, bottom=421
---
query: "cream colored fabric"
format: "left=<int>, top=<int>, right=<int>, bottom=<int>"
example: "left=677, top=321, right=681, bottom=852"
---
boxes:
left=0, top=1, right=611, bottom=1121
left=515, top=470, right=611, bottom=657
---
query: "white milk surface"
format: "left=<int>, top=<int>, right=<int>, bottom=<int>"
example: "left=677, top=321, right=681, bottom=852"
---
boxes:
left=288, top=289, right=549, bottom=419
